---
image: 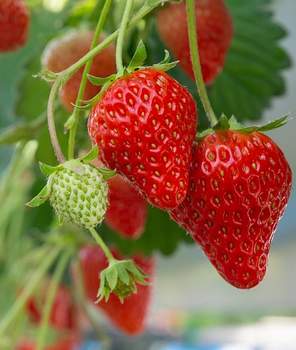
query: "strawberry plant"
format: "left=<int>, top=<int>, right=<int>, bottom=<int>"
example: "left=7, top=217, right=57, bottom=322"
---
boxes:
left=0, top=0, right=293, bottom=347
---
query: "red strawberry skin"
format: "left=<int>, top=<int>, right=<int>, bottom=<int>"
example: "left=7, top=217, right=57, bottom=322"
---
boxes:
left=157, top=0, right=233, bottom=84
left=26, top=284, right=76, bottom=331
left=88, top=68, right=197, bottom=210
left=42, top=31, right=116, bottom=111
left=76, top=245, right=155, bottom=335
left=170, top=131, right=292, bottom=289
left=0, top=0, right=30, bottom=52
left=105, top=175, right=148, bottom=239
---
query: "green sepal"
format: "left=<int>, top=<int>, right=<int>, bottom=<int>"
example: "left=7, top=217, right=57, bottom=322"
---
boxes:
left=98, top=167, right=116, bottom=180
left=39, top=162, right=60, bottom=176
left=37, top=69, right=58, bottom=83
left=128, top=40, right=147, bottom=72
left=228, top=115, right=289, bottom=133
left=80, top=146, right=99, bottom=164
left=198, top=114, right=289, bottom=139
left=152, top=50, right=178, bottom=72
left=97, top=259, right=148, bottom=303
left=87, top=73, right=116, bottom=87
left=26, top=182, right=51, bottom=207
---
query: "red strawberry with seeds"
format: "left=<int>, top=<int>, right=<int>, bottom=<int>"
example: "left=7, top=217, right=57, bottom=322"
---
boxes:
left=0, top=0, right=30, bottom=52
left=170, top=130, right=292, bottom=289
left=88, top=68, right=197, bottom=210
left=26, top=283, right=76, bottom=331
left=76, top=245, right=155, bottom=335
left=42, top=30, right=116, bottom=111
left=156, top=0, right=233, bottom=84
left=106, top=175, right=148, bottom=239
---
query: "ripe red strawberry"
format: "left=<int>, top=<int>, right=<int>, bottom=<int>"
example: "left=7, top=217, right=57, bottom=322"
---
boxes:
left=0, top=0, right=30, bottom=52
left=105, top=175, right=148, bottom=239
left=42, top=30, right=116, bottom=111
left=88, top=68, right=197, bottom=210
left=156, top=0, right=233, bottom=84
left=170, top=131, right=292, bottom=289
left=76, top=245, right=155, bottom=335
left=16, top=335, right=79, bottom=350
left=26, top=283, right=76, bottom=331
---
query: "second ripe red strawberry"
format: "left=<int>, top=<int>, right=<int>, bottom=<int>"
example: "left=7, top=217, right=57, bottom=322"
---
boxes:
left=75, top=245, right=155, bottom=335
left=157, top=0, right=233, bottom=84
left=88, top=68, right=198, bottom=210
left=106, top=175, right=148, bottom=239
left=170, top=130, right=292, bottom=289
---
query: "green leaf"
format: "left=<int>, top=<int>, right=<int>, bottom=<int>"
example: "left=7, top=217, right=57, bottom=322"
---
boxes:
left=101, top=206, right=193, bottom=256
left=26, top=183, right=51, bottom=208
left=128, top=40, right=148, bottom=71
left=208, top=0, right=291, bottom=121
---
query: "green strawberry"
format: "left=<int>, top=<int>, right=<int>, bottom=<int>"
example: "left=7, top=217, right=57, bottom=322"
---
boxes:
left=27, top=153, right=109, bottom=229
left=49, top=163, right=108, bottom=228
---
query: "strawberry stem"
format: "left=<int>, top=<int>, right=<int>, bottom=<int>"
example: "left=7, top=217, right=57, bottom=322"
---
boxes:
left=89, top=227, right=115, bottom=263
left=116, top=0, right=134, bottom=71
left=186, top=0, right=218, bottom=127
left=47, top=79, right=66, bottom=163
left=67, top=0, right=112, bottom=160
left=36, top=250, right=72, bottom=350
left=60, top=0, right=164, bottom=80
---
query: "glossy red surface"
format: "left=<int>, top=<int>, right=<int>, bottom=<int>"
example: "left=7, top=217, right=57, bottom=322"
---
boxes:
left=88, top=68, right=197, bottom=209
left=170, top=131, right=292, bottom=288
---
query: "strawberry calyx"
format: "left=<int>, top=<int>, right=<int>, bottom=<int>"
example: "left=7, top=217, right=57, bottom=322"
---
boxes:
left=97, top=258, right=148, bottom=303
left=198, top=114, right=289, bottom=139
left=82, top=40, right=178, bottom=110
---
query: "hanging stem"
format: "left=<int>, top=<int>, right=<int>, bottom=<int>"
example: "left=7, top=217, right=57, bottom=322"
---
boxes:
left=186, top=0, right=218, bottom=127
left=47, top=79, right=66, bottom=163
left=60, top=0, right=162, bottom=80
left=68, top=0, right=113, bottom=160
left=116, top=0, right=134, bottom=71
left=89, top=227, right=115, bottom=263
left=36, top=250, right=71, bottom=350
left=0, top=246, right=60, bottom=336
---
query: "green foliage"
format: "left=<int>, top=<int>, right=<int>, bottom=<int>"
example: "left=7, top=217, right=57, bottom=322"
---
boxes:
left=0, top=0, right=292, bottom=257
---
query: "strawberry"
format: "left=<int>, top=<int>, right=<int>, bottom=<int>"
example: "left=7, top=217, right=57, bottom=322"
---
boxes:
left=105, top=175, right=148, bottom=239
left=0, top=0, right=30, bottom=52
left=76, top=245, right=155, bottom=335
left=170, top=130, right=292, bottom=289
left=156, top=0, right=233, bottom=84
left=42, top=30, right=116, bottom=111
left=26, top=283, right=76, bottom=331
left=88, top=68, right=197, bottom=210
left=16, top=335, right=79, bottom=350
left=28, top=161, right=109, bottom=229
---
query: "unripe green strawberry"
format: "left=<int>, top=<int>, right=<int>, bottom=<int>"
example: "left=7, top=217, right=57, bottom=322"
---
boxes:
left=49, top=163, right=108, bottom=229
left=27, top=159, right=109, bottom=229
